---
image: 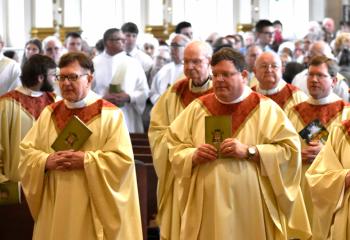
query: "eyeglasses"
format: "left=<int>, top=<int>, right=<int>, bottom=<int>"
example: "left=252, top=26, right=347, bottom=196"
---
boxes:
left=257, top=64, right=280, bottom=70
left=212, top=71, right=239, bottom=79
left=262, top=31, right=275, bottom=36
left=170, top=43, right=185, bottom=48
left=184, top=58, right=207, bottom=66
left=108, top=38, right=126, bottom=43
left=307, top=72, right=331, bottom=79
left=56, top=74, right=88, bottom=82
left=46, top=47, right=60, bottom=52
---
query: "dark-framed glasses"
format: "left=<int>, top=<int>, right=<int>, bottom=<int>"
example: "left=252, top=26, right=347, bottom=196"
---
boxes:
left=307, top=72, right=331, bottom=79
left=56, top=74, right=88, bottom=82
left=212, top=71, right=239, bottom=79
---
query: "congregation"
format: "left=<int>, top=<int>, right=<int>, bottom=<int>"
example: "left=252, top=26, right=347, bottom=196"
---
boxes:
left=1, top=17, right=350, bottom=240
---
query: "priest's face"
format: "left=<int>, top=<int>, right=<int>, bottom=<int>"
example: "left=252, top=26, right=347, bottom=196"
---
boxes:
left=254, top=52, right=282, bottom=90
left=307, top=63, right=336, bottom=99
left=184, top=43, right=211, bottom=86
left=212, top=60, right=246, bottom=102
left=58, top=61, right=93, bottom=102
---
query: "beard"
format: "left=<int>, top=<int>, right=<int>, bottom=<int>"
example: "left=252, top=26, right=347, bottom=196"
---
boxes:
left=40, top=77, right=54, bottom=92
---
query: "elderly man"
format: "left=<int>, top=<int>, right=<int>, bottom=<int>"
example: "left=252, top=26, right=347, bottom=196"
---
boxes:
left=0, top=34, right=21, bottom=95
left=93, top=28, right=149, bottom=133
left=167, top=47, right=311, bottom=240
left=289, top=56, right=350, bottom=231
left=292, top=41, right=349, bottom=102
left=148, top=41, right=213, bottom=240
left=18, top=52, right=142, bottom=240
left=149, top=34, right=190, bottom=104
left=42, top=35, right=64, bottom=64
left=253, top=51, right=308, bottom=115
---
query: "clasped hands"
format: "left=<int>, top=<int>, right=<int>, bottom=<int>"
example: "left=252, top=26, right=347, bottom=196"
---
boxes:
left=104, top=92, right=130, bottom=106
left=45, top=150, right=85, bottom=171
left=192, top=138, right=249, bottom=166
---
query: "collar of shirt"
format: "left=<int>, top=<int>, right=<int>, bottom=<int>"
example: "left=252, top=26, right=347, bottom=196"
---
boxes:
left=128, top=47, right=138, bottom=57
left=190, top=77, right=211, bottom=93
left=64, top=90, right=99, bottom=109
left=215, top=85, right=252, bottom=104
left=307, top=92, right=341, bottom=105
left=256, top=79, right=286, bottom=95
left=16, top=86, right=44, bottom=97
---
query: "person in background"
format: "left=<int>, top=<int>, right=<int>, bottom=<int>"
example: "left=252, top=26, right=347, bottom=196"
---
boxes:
left=3, top=50, right=19, bottom=62
left=20, top=38, right=42, bottom=68
left=121, top=22, right=154, bottom=73
left=175, top=21, right=193, bottom=40
left=255, top=19, right=275, bottom=52
left=244, top=43, right=263, bottom=87
left=0, top=34, right=21, bottom=95
left=0, top=54, right=57, bottom=239
left=42, top=35, right=64, bottom=64
left=167, top=47, right=311, bottom=239
left=18, top=52, right=142, bottom=240
left=64, top=32, right=83, bottom=53
left=149, top=34, right=190, bottom=104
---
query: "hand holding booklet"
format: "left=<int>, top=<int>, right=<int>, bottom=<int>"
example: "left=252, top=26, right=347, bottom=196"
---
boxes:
left=299, top=119, right=329, bottom=144
left=51, top=115, right=92, bottom=151
left=205, top=115, right=232, bottom=158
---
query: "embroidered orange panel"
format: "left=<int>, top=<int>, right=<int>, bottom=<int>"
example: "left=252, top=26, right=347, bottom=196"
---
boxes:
left=50, top=99, right=116, bottom=131
left=0, top=91, right=55, bottom=119
left=172, top=78, right=213, bottom=108
left=294, top=100, right=348, bottom=127
left=199, top=92, right=262, bottom=135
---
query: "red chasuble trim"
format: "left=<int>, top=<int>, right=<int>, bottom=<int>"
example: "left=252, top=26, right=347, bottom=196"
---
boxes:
left=50, top=99, right=115, bottom=131
left=294, top=100, right=348, bottom=127
left=342, top=119, right=350, bottom=137
left=199, top=92, right=263, bottom=136
left=252, top=84, right=298, bottom=109
left=172, top=78, right=213, bottom=108
left=0, top=90, right=55, bottom=120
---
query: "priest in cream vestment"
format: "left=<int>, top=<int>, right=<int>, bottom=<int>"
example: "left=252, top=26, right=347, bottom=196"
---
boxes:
left=252, top=51, right=308, bottom=116
left=288, top=56, right=350, bottom=229
left=306, top=121, right=350, bottom=240
left=167, top=48, right=311, bottom=240
left=149, top=41, right=213, bottom=240
left=19, top=53, right=142, bottom=240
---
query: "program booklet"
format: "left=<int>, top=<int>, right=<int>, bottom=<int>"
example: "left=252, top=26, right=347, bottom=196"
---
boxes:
left=205, top=115, right=232, bottom=158
left=51, top=115, right=92, bottom=151
left=299, top=119, right=329, bottom=144
left=0, top=181, right=21, bottom=205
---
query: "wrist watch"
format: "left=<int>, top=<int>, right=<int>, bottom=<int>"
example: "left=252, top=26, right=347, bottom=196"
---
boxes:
left=247, top=146, right=257, bottom=160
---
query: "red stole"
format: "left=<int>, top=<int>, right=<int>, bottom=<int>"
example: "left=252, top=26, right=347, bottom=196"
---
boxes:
left=294, top=100, right=348, bottom=128
left=50, top=99, right=116, bottom=131
left=199, top=92, right=263, bottom=136
left=172, top=78, right=213, bottom=108
left=0, top=90, right=55, bottom=119
left=252, top=84, right=299, bottom=109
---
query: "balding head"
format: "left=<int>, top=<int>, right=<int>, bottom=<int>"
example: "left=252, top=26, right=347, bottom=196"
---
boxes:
left=170, top=34, right=190, bottom=64
left=184, top=41, right=212, bottom=86
left=309, top=41, right=334, bottom=59
left=254, top=51, right=283, bottom=90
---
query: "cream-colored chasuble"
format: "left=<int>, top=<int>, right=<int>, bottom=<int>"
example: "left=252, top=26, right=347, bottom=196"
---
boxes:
left=19, top=94, right=142, bottom=240
left=167, top=92, right=311, bottom=240
left=149, top=77, right=213, bottom=240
